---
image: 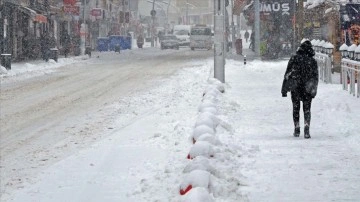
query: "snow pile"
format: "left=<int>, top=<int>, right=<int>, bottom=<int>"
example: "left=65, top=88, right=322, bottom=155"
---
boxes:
left=192, top=125, right=215, bottom=143
left=0, top=65, right=7, bottom=74
left=179, top=79, right=246, bottom=201
left=183, top=157, right=216, bottom=174
left=305, top=0, right=325, bottom=9
left=180, top=170, right=212, bottom=195
left=188, top=141, right=215, bottom=159
left=0, top=56, right=90, bottom=81
left=181, top=187, right=215, bottom=202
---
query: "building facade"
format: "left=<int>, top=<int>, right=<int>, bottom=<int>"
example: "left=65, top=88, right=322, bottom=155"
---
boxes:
left=1, top=0, right=54, bottom=60
left=0, top=0, right=138, bottom=60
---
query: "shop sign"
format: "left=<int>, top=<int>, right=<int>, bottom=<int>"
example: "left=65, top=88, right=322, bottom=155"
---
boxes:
left=63, top=5, right=80, bottom=15
left=91, top=8, right=102, bottom=17
left=63, top=0, right=77, bottom=5
left=260, top=2, right=291, bottom=15
left=35, top=14, right=47, bottom=23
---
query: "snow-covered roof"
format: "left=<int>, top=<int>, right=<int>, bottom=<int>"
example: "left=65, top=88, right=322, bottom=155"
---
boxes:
left=305, top=0, right=326, bottom=9
left=325, top=7, right=336, bottom=13
left=305, top=0, right=347, bottom=9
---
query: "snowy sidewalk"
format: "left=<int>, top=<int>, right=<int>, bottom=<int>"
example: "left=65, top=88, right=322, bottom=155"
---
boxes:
left=225, top=59, right=360, bottom=201
left=0, top=55, right=92, bottom=83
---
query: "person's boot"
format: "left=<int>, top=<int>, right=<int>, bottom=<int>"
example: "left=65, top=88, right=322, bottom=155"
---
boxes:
left=293, top=127, right=300, bottom=137
left=304, top=125, right=311, bottom=139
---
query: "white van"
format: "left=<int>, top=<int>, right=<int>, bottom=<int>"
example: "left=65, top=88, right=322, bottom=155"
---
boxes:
left=189, top=24, right=213, bottom=50
left=173, top=25, right=191, bottom=46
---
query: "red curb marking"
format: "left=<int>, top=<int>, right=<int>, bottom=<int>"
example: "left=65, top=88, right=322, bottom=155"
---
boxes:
left=180, top=185, right=193, bottom=195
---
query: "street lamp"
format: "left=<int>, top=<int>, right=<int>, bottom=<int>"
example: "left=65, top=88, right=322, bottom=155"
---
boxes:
left=348, top=44, right=358, bottom=60
left=318, top=40, right=326, bottom=53
left=147, top=1, right=168, bottom=28
left=355, top=45, right=360, bottom=61
left=339, top=43, right=348, bottom=58
left=185, top=1, right=197, bottom=25
left=310, top=39, right=316, bottom=47
left=150, top=0, right=156, bottom=47
left=313, top=40, right=320, bottom=52
left=324, top=42, right=334, bottom=55
left=155, top=0, right=178, bottom=33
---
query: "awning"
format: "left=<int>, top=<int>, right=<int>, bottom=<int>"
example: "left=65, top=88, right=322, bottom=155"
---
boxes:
left=35, top=14, right=47, bottom=23
left=17, top=6, right=47, bottom=23
left=18, top=6, right=37, bottom=18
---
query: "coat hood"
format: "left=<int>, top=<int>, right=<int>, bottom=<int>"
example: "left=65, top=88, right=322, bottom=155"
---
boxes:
left=296, top=40, right=315, bottom=57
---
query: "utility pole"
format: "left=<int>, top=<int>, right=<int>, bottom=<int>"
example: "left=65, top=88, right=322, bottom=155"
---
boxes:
left=80, top=0, right=87, bottom=55
left=254, top=0, right=260, bottom=56
left=297, top=0, right=304, bottom=44
left=151, top=0, right=156, bottom=47
left=122, top=0, right=126, bottom=35
left=237, top=14, right=240, bottom=38
left=167, top=0, right=172, bottom=33
left=231, top=0, right=235, bottom=54
left=186, top=0, right=189, bottom=25
left=214, top=0, right=226, bottom=83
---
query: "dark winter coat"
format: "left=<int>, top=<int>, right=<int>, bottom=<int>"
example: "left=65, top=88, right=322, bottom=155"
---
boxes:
left=281, top=41, right=319, bottom=100
left=245, top=31, right=249, bottom=39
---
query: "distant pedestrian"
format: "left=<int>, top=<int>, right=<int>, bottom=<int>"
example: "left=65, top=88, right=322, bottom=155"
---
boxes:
left=63, top=33, right=71, bottom=58
left=40, top=33, right=50, bottom=61
left=137, top=34, right=144, bottom=48
left=281, top=40, right=319, bottom=139
left=249, top=31, right=255, bottom=51
left=244, top=30, right=249, bottom=43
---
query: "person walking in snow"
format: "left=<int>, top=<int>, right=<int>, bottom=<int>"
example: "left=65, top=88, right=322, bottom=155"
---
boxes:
left=249, top=31, right=255, bottom=51
left=244, top=30, right=249, bottom=43
left=63, top=33, right=71, bottom=58
left=137, top=34, right=144, bottom=48
left=281, top=40, right=319, bottom=139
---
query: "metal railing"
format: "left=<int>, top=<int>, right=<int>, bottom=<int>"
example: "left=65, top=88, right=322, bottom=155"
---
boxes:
left=315, top=52, right=332, bottom=84
left=310, top=39, right=359, bottom=98
left=341, top=59, right=360, bottom=98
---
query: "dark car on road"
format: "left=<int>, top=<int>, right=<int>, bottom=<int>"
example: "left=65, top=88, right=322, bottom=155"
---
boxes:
left=160, top=35, right=180, bottom=50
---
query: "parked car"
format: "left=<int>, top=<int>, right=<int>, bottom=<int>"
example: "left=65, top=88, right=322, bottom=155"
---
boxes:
left=160, top=35, right=180, bottom=50
left=173, top=25, right=191, bottom=46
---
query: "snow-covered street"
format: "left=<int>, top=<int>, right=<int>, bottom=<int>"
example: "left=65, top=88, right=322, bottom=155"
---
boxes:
left=1, top=48, right=359, bottom=201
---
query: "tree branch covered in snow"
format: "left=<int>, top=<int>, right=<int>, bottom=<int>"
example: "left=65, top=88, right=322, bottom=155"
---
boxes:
left=305, top=0, right=345, bottom=9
